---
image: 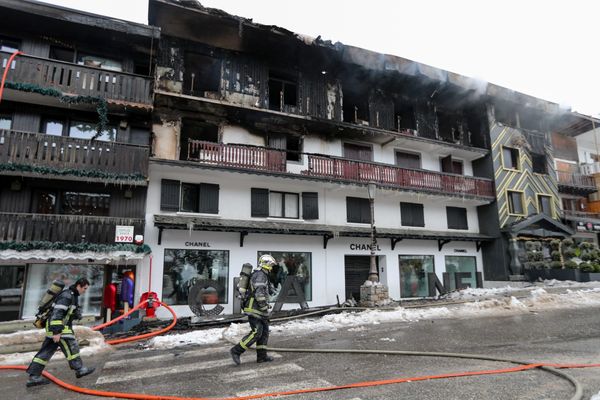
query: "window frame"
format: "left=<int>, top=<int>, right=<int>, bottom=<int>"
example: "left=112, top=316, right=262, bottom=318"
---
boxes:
left=531, top=152, right=548, bottom=175
left=0, top=113, right=12, bottom=130
left=346, top=196, right=371, bottom=224
left=400, top=202, right=425, bottom=227
left=536, top=193, right=553, bottom=216
left=501, top=146, right=521, bottom=171
left=507, top=189, right=526, bottom=216
left=268, top=190, right=300, bottom=219
left=342, top=141, right=373, bottom=162
left=446, top=206, right=469, bottom=230
left=395, top=150, right=422, bottom=169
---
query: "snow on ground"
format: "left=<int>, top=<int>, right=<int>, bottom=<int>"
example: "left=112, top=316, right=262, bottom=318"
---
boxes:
left=591, top=391, right=600, bottom=400
left=148, top=280, right=600, bottom=350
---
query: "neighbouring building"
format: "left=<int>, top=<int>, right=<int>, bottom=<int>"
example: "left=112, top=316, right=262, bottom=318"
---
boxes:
left=0, top=0, right=158, bottom=321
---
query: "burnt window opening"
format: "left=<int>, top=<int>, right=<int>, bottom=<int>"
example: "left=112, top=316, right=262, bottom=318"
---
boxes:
left=437, top=111, right=462, bottom=144
left=342, top=84, right=369, bottom=125
left=184, top=53, right=221, bottom=96
left=502, top=146, right=520, bottom=170
left=133, top=62, right=150, bottom=77
left=531, top=153, right=548, bottom=174
left=519, top=109, right=543, bottom=131
left=395, top=150, right=421, bottom=169
left=268, top=133, right=302, bottom=162
left=394, top=100, right=416, bottom=132
left=0, top=35, right=20, bottom=52
left=268, top=71, right=298, bottom=112
left=343, top=142, right=372, bottom=162
left=181, top=119, right=219, bottom=161
left=465, top=108, right=486, bottom=148
left=494, top=103, right=517, bottom=127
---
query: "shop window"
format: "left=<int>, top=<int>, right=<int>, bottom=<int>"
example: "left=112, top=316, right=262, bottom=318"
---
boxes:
left=395, top=151, right=421, bottom=169
left=400, top=202, right=424, bottom=227
left=343, top=142, right=372, bottom=162
left=447, top=206, right=468, bottom=230
left=268, top=133, right=302, bottom=162
left=162, top=249, right=229, bottom=306
left=507, top=190, right=525, bottom=215
left=532, top=153, right=548, bottom=174
left=0, top=114, right=11, bottom=130
left=445, top=256, right=477, bottom=290
left=537, top=194, right=552, bottom=215
left=269, top=191, right=299, bottom=219
left=399, top=255, right=434, bottom=298
left=502, top=146, right=520, bottom=170
left=160, top=180, right=219, bottom=214
left=268, top=71, right=298, bottom=112
left=69, top=121, right=116, bottom=142
left=77, top=53, right=122, bottom=72
left=0, top=35, right=20, bottom=52
left=21, top=264, right=103, bottom=318
left=346, top=196, right=371, bottom=224
left=0, top=265, right=25, bottom=321
left=251, top=188, right=316, bottom=220
left=258, top=251, right=312, bottom=301
left=62, top=191, right=110, bottom=216
left=42, top=118, right=65, bottom=136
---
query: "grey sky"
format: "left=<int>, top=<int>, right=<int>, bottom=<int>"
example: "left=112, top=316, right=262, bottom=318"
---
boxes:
left=40, top=0, right=600, bottom=117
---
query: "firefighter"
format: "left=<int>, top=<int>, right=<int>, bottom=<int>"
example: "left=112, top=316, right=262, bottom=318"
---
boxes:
left=230, top=254, right=277, bottom=365
left=26, top=278, right=95, bottom=387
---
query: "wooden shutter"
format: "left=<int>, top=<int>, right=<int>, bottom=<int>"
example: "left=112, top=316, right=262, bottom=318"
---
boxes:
left=199, top=183, right=219, bottom=214
left=441, top=155, right=453, bottom=173
left=251, top=188, right=269, bottom=217
left=447, top=207, right=468, bottom=229
left=347, top=197, right=370, bottom=223
left=160, top=179, right=180, bottom=211
left=401, top=202, right=424, bottom=227
left=302, top=192, right=319, bottom=220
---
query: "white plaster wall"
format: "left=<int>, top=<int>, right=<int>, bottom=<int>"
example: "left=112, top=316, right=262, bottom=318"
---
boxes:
left=222, top=125, right=265, bottom=146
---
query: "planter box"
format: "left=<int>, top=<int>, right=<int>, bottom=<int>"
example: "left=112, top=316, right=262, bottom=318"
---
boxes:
left=525, top=269, right=548, bottom=282
left=578, top=272, right=600, bottom=282
left=546, top=269, right=580, bottom=281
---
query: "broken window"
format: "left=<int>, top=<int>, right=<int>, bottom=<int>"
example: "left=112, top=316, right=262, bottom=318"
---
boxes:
left=184, top=53, right=221, bottom=96
left=494, top=103, right=517, bottom=127
left=342, top=82, right=369, bottom=125
left=180, top=119, right=219, bottom=161
left=437, top=111, right=462, bottom=144
left=502, top=146, right=520, bottom=170
left=49, top=46, right=75, bottom=63
left=268, top=133, right=301, bottom=162
left=268, top=71, right=298, bottom=112
left=394, top=100, right=416, bottom=131
left=343, top=142, right=372, bottom=162
left=531, top=153, right=548, bottom=174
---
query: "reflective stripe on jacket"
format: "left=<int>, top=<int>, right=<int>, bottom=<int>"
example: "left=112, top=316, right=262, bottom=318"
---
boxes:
left=45, top=288, right=79, bottom=336
left=243, top=269, right=272, bottom=319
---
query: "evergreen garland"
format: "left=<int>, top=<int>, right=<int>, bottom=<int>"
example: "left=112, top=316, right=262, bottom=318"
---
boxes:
left=0, top=162, right=146, bottom=182
left=0, top=241, right=151, bottom=254
left=4, top=82, right=109, bottom=138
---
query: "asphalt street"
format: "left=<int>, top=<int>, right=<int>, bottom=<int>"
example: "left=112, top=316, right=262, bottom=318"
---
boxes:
left=2, top=305, right=600, bottom=400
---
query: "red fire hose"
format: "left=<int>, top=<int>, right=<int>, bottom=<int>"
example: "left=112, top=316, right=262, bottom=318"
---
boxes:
left=0, top=50, right=22, bottom=103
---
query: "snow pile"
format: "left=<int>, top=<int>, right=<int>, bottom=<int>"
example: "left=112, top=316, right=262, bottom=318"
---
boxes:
left=591, top=391, right=600, bottom=400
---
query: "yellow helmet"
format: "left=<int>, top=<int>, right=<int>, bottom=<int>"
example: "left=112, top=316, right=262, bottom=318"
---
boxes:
left=259, top=254, right=276, bottom=271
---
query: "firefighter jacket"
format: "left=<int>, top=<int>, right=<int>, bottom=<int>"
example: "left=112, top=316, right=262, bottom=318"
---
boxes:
left=46, top=287, right=81, bottom=338
left=243, top=269, right=274, bottom=319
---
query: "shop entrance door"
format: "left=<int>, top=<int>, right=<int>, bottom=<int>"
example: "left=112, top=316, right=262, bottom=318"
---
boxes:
left=344, top=255, right=374, bottom=301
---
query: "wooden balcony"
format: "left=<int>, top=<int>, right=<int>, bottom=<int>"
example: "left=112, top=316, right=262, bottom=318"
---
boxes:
left=561, top=210, right=600, bottom=221
left=0, top=213, right=144, bottom=244
left=303, top=155, right=494, bottom=198
left=557, top=171, right=597, bottom=194
left=1, top=51, right=152, bottom=107
left=187, top=140, right=286, bottom=172
left=0, top=129, right=149, bottom=185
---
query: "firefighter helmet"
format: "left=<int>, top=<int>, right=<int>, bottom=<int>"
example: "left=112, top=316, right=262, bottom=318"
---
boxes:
left=259, top=254, right=276, bottom=271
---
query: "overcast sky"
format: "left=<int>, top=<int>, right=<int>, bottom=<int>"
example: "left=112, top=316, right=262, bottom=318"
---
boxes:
left=40, top=0, right=600, bottom=117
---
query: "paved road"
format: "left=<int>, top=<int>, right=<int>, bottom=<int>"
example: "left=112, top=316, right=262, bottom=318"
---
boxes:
left=2, top=305, right=600, bottom=399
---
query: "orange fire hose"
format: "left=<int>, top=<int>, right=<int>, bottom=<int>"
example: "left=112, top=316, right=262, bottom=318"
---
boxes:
left=0, top=50, right=22, bottom=103
left=0, top=361, right=598, bottom=400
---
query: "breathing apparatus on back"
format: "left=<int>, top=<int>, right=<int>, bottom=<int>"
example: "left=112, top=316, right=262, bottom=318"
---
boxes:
left=33, top=280, right=65, bottom=329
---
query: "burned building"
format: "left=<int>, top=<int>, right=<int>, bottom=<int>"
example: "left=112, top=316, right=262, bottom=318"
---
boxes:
left=0, top=0, right=157, bottom=321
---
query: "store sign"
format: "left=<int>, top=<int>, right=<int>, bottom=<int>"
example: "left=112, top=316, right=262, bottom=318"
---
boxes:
left=349, top=243, right=382, bottom=251
left=185, top=241, right=211, bottom=247
left=576, top=222, right=600, bottom=232
left=115, top=225, right=134, bottom=243
left=454, top=249, right=467, bottom=253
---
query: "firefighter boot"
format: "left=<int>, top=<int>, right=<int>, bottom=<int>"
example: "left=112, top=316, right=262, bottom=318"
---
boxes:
left=26, top=375, right=50, bottom=387
left=257, top=349, right=274, bottom=363
left=230, top=345, right=243, bottom=365
left=76, top=367, right=95, bottom=378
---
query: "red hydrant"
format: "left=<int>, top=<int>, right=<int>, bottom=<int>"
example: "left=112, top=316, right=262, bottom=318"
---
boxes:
left=140, top=292, right=160, bottom=318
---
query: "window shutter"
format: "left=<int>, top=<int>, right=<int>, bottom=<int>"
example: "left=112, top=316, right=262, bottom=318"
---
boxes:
left=347, top=197, right=370, bottom=223
left=199, top=183, right=219, bottom=214
left=447, top=207, right=468, bottom=230
left=302, top=192, right=319, bottom=219
left=401, top=202, right=424, bottom=227
left=160, top=179, right=180, bottom=211
left=251, top=188, right=269, bottom=217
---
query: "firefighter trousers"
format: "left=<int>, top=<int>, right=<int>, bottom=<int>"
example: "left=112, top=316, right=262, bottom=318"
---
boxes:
left=232, top=316, right=270, bottom=360
left=26, top=336, right=83, bottom=376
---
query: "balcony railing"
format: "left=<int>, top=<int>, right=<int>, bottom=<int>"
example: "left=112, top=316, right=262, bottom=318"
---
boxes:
left=187, top=140, right=286, bottom=172
left=561, top=210, right=600, bottom=220
left=580, top=162, right=600, bottom=176
left=1, top=51, right=152, bottom=106
left=303, top=155, right=494, bottom=198
left=0, top=213, right=144, bottom=244
left=556, top=171, right=596, bottom=191
left=0, top=129, right=149, bottom=184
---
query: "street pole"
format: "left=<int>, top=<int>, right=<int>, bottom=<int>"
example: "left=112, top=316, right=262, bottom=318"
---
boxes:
left=367, top=183, right=378, bottom=282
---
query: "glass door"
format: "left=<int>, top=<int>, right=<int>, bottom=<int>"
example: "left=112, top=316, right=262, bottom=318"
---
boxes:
left=399, top=255, right=434, bottom=298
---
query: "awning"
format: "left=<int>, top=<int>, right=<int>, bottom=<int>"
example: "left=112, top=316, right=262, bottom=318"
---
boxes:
left=0, top=249, right=146, bottom=263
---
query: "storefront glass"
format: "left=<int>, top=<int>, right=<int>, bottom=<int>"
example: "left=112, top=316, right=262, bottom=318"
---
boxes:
left=257, top=251, right=312, bottom=301
left=22, top=264, right=104, bottom=318
left=162, top=249, right=229, bottom=306
left=0, top=265, right=25, bottom=321
left=399, top=255, right=434, bottom=298
left=445, top=256, right=477, bottom=290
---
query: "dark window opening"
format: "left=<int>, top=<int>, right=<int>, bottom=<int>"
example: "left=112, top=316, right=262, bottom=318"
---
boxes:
left=184, top=53, right=221, bottom=96
left=268, top=71, right=298, bottom=112
left=437, top=111, right=462, bottom=144
left=181, top=120, right=219, bottom=160
left=447, top=206, right=468, bottom=230
left=49, top=46, right=75, bottom=63
left=32, top=190, right=57, bottom=214
left=465, top=108, right=486, bottom=148
left=502, top=146, right=520, bottom=170
left=346, top=197, right=371, bottom=224
left=440, top=155, right=463, bottom=175
left=562, top=198, right=581, bottom=212
left=133, top=62, right=150, bottom=77
left=269, top=133, right=302, bottom=162
left=400, top=202, right=424, bottom=227
left=343, top=142, right=372, bottom=162
left=532, top=153, right=547, bottom=174
left=181, top=183, right=200, bottom=213
left=394, top=100, right=416, bottom=131
left=77, top=53, right=122, bottom=72
left=538, top=195, right=552, bottom=215
left=494, top=103, right=517, bottom=127
left=0, top=35, right=20, bottom=52
left=62, top=191, right=110, bottom=216
left=342, top=83, right=369, bottom=125
left=519, top=109, right=543, bottom=131
left=507, top=191, right=524, bottom=215
left=396, top=151, right=421, bottom=169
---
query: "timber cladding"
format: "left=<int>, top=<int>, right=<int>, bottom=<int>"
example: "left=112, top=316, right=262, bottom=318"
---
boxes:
left=490, top=123, right=559, bottom=228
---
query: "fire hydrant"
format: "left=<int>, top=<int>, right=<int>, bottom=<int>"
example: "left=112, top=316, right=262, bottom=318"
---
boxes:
left=140, top=292, right=160, bottom=319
